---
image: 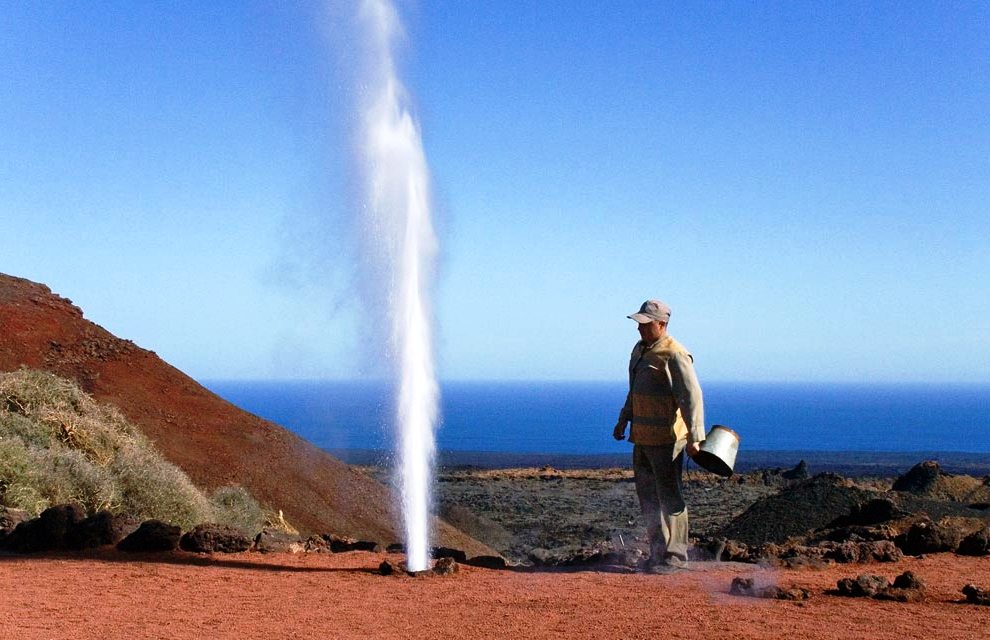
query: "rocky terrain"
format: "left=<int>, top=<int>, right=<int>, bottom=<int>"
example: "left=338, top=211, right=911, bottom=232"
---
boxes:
left=421, top=459, right=990, bottom=568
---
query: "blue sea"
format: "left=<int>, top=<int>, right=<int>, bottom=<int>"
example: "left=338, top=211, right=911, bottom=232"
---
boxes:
left=202, top=381, right=990, bottom=468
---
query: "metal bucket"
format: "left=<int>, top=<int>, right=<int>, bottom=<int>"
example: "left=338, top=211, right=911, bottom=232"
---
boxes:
left=692, top=425, right=740, bottom=477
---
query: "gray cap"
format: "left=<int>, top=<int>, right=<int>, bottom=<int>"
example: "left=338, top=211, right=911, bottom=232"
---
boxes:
left=628, top=299, right=671, bottom=324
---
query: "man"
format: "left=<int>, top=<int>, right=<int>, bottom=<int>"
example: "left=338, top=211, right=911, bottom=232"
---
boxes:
left=613, top=299, right=705, bottom=572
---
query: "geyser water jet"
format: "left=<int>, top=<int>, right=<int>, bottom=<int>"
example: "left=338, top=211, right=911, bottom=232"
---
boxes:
left=357, top=0, right=439, bottom=573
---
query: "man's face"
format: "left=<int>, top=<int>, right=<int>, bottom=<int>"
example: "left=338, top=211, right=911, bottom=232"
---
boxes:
left=637, top=320, right=666, bottom=344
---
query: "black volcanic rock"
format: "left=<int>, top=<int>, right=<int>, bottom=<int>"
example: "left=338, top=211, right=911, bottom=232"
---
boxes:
left=896, top=518, right=962, bottom=555
left=835, top=574, right=889, bottom=598
left=67, top=511, right=140, bottom=549
left=118, top=520, right=182, bottom=552
left=963, top=584, right=990, bottom=606
left=957, top=527, right=990, bottom=556
left=3, top=504, right=86, bottom=553
left=180, top=523, right=252, bottom=553
left=717, top=474, right=877, bottom=546
left=893, top=460, right=945, bottom=493
left=253, top=529, right=304, bottom=554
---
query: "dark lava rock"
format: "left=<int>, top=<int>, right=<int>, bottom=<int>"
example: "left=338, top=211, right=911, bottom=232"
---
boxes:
left=748, top=539, right=901, bottom=567
left=432, top=546, right=467, bottom=563
left=963, top=584, right=990, bottom=606
left=326, top=534, right=382, bottom=553
left=819, top=524, right=899, bottom=544
left=758, top=461, right=810, bottom=487
left=821, top=540, right=903, bottom=564
left=893, top=460, right=946, bottom=494
left=41, top=504, right=86, bottom=547
left=892, top=571, right=925, bottom=590
left=601, top=547, right=645, bottom=568
left=432, top=557, right=459, bottom=575
left=835, top=574, right=890, bottom=598
left=3, top=519, right=44, bottom=553
left=730, top=577, right=810, bottom=601
left=782, top=460, right=809, bottom=481
left=748, top=542, right=825, bottom=569
left=378, top=558, right=457, bottom=577
left=4, top=504, right=86, bottom=553
left=875, top=572, right=926, bottom=603
left=386, top=542, right=405, bottom=554
left=714, top=539, right=750, bottom=562
left=304, top=535, right=332, bottom=553
left=0, top=507, right=29, bottom=536
left=117, top=520, right=182, bottom=552
left=180, top=523, right=252, bottom=553
left=834, top=572, right=925, bottom=602
left=717, top=474, right=878, bottom=546
left=829, top=498, right=905, bottom=528
left=67, top=511, right=140, bottom=550
left=957, top=527, right=990, bottom=556
left=875, top=587, right=925, bottom=603
left=528, top=546, right=604, bottom=567
left=253, top=529, right=304, bottom=554
left=896, top=518, right=962, bottom=555
left=464, top=555, right=508, bottom=570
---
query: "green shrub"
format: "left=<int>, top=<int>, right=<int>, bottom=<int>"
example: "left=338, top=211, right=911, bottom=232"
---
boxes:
left=0, top=369, right=265, bottom=531
left=210, top=486, right=265, bottom=535
left=33, top=448, right=119, bottom=513
left=0, top=412, right=50, bottom=448
left=111, top=443, right=213, bottom=529
left=0, top=438, right=46, bottom=513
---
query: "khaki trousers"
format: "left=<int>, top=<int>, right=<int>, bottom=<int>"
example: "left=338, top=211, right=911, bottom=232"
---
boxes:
left=632, top=443, right=689, bottom=562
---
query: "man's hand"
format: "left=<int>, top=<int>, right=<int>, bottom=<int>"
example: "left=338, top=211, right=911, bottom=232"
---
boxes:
left=613, top=421, right=627, bottom=441
left=686, top=441, right=702, bottom=457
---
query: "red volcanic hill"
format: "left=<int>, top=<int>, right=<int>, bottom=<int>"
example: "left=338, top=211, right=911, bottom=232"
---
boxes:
left=0, top=273, right=491, bottom=556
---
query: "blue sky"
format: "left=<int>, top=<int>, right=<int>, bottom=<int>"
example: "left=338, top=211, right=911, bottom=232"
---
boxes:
left=2, top=2, right=988, bottom=383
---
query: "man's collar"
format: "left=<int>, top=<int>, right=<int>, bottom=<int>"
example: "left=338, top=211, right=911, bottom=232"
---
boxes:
left=639, top=335, right=669, bottom=351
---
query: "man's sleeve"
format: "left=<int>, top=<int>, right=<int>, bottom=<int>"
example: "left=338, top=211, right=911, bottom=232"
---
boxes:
left=618, top=348, right=635, bottom=423
left=668, top=352, right=705, bottom=443
left=618, top=396, right=632, bottom=423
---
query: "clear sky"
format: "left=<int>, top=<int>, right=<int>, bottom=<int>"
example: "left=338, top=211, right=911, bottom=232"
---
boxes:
left=2, top=2, right=988, bottom=383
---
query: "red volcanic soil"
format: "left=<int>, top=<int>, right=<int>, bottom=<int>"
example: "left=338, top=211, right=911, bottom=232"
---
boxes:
left=0, top=273, right=490, bottom=555
left=1, top=551, right=987, bottom=639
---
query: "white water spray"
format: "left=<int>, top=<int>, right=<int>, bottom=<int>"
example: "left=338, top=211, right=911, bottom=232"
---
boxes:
left=357, top=0, right=439, bottom=573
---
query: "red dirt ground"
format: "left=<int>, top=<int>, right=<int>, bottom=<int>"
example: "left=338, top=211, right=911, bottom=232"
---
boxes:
left=2, top=551, right=987, bottom=639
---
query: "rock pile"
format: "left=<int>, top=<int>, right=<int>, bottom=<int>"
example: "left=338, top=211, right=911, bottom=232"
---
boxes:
left=117, top=520, right=182, bottom=552
left=378, top=557, right=460, bottom=577
left=1, top=505, right=143, bottom=553
left=962, top=584, right=990, bottom=606
left=526, top=543, right=643, bottom=571
left=708, top=462, right=990, bottom=565
left=716, top=473, right=877, bottom=546
left=180, top=524, right=253, bottom=553
left=833, top=571, right=926, bottom=602
left=729, top=577, right=810, bottom=601
left=958, top=527, right=990, bottom=556
left=0, top=502, right=509, bottom=571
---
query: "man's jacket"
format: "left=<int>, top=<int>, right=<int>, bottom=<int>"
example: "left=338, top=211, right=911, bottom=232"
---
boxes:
left=620, top=334, right=705, bottom=454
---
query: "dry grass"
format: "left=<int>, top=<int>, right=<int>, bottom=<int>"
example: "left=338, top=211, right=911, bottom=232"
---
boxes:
left=0, top=369, right=265, bottom=532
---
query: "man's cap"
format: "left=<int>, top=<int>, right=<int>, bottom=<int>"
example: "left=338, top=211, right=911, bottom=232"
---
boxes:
left=627, top=299, right=671, bottom=324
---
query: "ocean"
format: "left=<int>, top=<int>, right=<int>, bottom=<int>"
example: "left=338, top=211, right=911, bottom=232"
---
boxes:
left=202, top=380, right=990, bottom=471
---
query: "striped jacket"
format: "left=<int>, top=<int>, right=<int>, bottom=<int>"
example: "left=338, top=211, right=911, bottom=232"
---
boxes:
left=619, top=334, right=705, bottom=449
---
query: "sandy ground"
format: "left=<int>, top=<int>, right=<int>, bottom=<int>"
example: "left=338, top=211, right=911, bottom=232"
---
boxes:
left=2, top=550, right=987, bottom=640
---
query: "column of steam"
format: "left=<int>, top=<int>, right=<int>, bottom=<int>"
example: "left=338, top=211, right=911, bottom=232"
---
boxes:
left=359, top=0, right=439, bottom=573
